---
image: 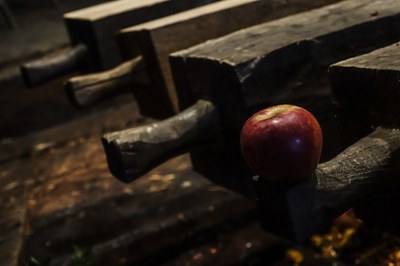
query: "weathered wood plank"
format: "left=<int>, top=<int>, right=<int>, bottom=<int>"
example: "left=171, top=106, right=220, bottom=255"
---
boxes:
left=20, top=0, right=219, bottom=86
left=66, top=0, right=341, bottom=117
left=102, top=100, right=219, bottom=183
left=100, top=80, right=338, bottom=197
left=117, top=0, right=272, bottom=116
left=169, top=0, right=400, bottom=187
left=103, top=0, right=400, bottom=194
left=65, top=57, right=146, bottom=107
left=20, top=44, right=89, bottom=88
left=101, top=0, right=400, bottom=239
left=117, top=0, right=341, bottom=116
left=64, top=0, right=218, bottom=69
left=171, top=0, right=400, bottom=110
left=329, top=42, right=400, bottom=145
left=329, top=42, right=400, bottom=236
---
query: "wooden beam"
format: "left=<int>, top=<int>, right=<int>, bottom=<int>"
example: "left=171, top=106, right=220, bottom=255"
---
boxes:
left=329, top=42, right=400, bottom=235
left=20, top=0, right=219, bottom=87
left=64, top=0, right=219, bottom=69
left=169, top=0, right=400, bottom=184
left=66, top=0, right=341, bottom=117
left=329, top=42, right=400, bottom=144
left=118, top=0, right=271, bottom=115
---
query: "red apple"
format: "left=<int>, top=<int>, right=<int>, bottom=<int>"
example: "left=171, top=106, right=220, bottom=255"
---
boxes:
left=240, top=104, right=322, bottom=181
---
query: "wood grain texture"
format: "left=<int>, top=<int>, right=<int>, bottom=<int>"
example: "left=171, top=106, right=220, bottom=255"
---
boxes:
left=118, top=0, right=343, bottom=115
left=102, top=100, right=219, bottom=183
left=329, top=42, right=400, bottom=145
left=63, top=0, right=220, bottom=70
left=103, top=0, right=400, bottom=194
left=65, top=56, right=147, bottom=107
left=19, top=0, right=220, bottom=88
left=169, top=0, right=400, bottom=189
left=329, top=42, right=400, bottom=236
left=70, top=0, right=341, bottom=118
left=118, top=0, right=271, bottom=116
left=171, top=0, right=400, bottom=110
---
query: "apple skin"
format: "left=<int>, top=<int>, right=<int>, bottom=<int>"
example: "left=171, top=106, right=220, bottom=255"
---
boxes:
left=240, top=104, right=322, bottom=181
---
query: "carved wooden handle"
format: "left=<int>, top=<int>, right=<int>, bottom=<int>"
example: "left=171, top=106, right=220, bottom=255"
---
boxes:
left=256, top=127, right=400, bottom=241
left=102, top=100, right=219, bottom=183
left=64, top=56, right=146, bottom=107
left=20, top=44, right=88, bottom=87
